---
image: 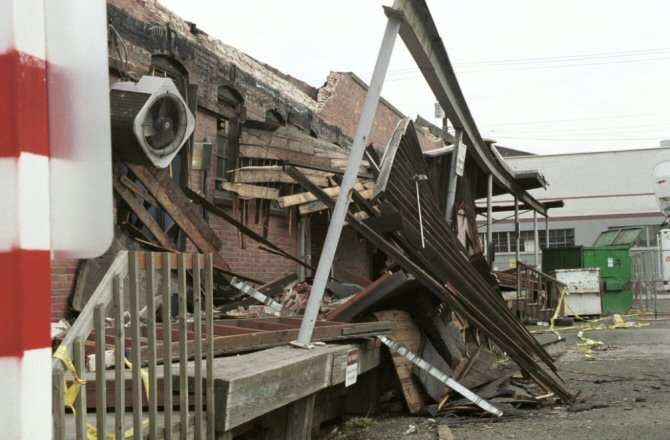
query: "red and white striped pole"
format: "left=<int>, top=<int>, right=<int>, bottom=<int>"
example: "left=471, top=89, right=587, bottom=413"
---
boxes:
left=0, top=0, right=52, bottom=438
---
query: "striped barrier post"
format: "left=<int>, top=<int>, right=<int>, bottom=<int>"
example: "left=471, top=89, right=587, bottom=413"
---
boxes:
left=0, top=0, right=52, bottom=438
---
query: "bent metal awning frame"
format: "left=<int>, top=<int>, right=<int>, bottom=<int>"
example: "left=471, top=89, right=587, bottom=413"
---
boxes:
left=387, top=1, right=546, bottom=215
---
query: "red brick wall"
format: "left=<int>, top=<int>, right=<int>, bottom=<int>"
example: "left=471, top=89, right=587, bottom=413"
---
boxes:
left=51, top=259, right=79, bottom=321
left=318, top=73, right=404, bottom=150
left=211, top=203, right=299, bottom=283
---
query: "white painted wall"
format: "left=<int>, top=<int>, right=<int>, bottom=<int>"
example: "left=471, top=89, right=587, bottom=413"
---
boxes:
left=497, top=147, right=670, bottom=219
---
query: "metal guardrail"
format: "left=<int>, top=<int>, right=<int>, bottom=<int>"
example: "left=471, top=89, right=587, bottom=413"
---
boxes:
left=52, top=251, right=216, bottom=440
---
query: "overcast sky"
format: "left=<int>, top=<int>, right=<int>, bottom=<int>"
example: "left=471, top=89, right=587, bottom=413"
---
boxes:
left=160, top=0, right=670, bottom=155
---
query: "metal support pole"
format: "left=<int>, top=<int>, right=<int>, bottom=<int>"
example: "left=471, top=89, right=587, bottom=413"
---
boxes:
left=514, top=196, right=520, bottom=266
left=486, top=174, right=493, bottom=265
left=294, top=14, right=401, bottom=347
left=414, top=174, right=428, bottom=248
left=533, top=210, right=539, bottom=269
left=445, top=129, right=464, bottom=225
left=545, top=215, right=550, bottom=249
left=515, top=197, right=521, bottom=317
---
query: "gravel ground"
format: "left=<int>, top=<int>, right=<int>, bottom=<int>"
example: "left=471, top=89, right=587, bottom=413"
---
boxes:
left=323, top=300, right=670, bottom=440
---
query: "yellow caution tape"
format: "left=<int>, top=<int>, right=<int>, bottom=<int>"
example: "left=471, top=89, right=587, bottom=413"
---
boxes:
left=575, top=330, right=605, bottom=358
left=546, top=286, right=588, bottom=338
left=532, top=289, right=651, bottom=358
left=124, top=358, right=151, bottom=400
left=53, top=346, right=87, bottom=413
left=609, top=313, right=649, bottom=330
left=53, top=346, right=152, bottom=440
left=85, top=420, right=150, bottom=440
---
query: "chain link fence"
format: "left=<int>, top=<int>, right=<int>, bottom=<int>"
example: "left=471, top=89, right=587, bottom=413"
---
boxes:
left=630, top=248, right=661, bottom=316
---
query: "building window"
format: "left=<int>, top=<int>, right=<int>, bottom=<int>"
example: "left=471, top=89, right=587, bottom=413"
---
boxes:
left=487, top=228, right=575, bottom=253
left=215, top=85, right=243, bottom=185
left=218, top=85, right=243, bottom=109
left=520, top=230, right=536, bottom=253
left=151, top=55, right=188, bottom=99
left=216, top=119, right=230, bottom=180
left=539, top=228, right=575, bottom=249
left=492, top=231, right=510, bottom=253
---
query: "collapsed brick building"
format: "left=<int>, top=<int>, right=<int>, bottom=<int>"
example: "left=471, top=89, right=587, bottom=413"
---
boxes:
left=46, top=3, right=581, bottom=438
left=51, top=0, right=446, bottom=321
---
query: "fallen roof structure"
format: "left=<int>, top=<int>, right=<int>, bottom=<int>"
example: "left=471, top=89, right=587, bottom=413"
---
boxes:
left=285, top=118, right=573, bottom=402
left=50, top=0, right=578, bottom=437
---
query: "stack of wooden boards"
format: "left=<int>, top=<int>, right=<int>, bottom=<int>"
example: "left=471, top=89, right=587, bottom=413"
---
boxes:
left=223, top=124, right=376, bottom=217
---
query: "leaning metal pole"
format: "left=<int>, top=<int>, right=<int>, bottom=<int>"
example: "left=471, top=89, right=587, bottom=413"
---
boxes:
left=533, top=210, right=539, bottom=268
left=545, top=215, right=550, bottom=249
left=487, top=174, right=493, bottom=265
left=445, top=129, right=464, bottom=225
left=294, top=13, right=402, bottom=347
left=515, top=196, right=521, bottom=317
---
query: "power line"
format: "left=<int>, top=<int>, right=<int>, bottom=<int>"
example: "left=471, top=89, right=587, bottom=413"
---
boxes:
left=316, top=47, right=670, bottom=84
left=486, top=123, right=670, bottom=136
left=382, top=47, right=670, bottom=75
left=456, top=47, right=670, bottom=67
left=480, top=111, right=670, bottom=127
left=460, top=47, right=670, bottom=67
left=384, top=55, right=670, bottom=80
left=492, top=135, right=667, bottom=142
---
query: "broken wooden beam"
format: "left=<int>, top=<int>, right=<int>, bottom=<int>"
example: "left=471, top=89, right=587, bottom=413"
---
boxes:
left=120, top=175, right=159, bottom=208
left=221, top=182, right=279, bottom=200
left=297, top=187, right=376, bottom=215
left=230, top=166, right=332, bottom=187
left=126, top=164, right=229, bottom=270
left=277, top=182, right=373, bottom=209
left=113, top=178, right=177, bottom=250
left=374, top=310, right=428, bottom=414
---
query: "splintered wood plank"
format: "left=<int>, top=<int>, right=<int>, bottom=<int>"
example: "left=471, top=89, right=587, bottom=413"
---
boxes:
left=113, top=178, right=176, bottom=250
left=277, top=182, right=374, bottom=208
left=231, top=166, right=332, bottom=187
left=374, top=310, right=428, bottom=414
left=239, top=144, right=332, bottom=169
left=240, top=125, right=316, bottom=155
left=126, top=164, right=229, bottom=270
left=120, top=175, right=159, bottom=207
left=454, top=347, right=501, bottom=390
left=330, top=158, right=370, bottom=170
left=240, top=124, right=350, bottom=161
left=298, top=187, right=376, bottom=215
left=221, top=182, right=279, bottom=200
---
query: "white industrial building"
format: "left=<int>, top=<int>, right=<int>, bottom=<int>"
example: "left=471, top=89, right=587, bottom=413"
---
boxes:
left=482, top=147, right=670, bottom=271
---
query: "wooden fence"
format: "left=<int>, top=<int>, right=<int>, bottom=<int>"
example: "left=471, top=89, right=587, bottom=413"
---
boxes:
left=52, top=251, right=216, bottom=440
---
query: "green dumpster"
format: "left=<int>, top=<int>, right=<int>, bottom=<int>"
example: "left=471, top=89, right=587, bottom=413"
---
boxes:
left=542, top=246, right=583, bottom=274
left=582, top=246, right=633, bottom=314
left=541, top=228, right=641, bottom=315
